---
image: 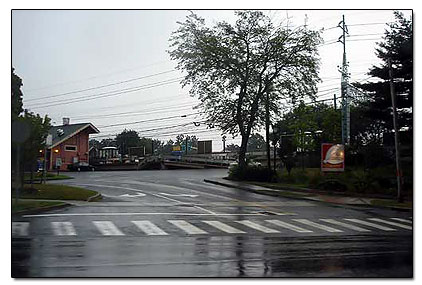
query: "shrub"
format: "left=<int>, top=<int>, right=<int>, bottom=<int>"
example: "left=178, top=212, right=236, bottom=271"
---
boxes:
left=229, top=165, right=275, bottom=182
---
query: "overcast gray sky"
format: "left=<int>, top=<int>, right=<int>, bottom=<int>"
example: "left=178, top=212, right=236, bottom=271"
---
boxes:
left=12, top=9, right=412, bottom=150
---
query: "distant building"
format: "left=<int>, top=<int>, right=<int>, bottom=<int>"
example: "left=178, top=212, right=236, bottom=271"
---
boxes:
left=47, top=118, right=99, bottom=171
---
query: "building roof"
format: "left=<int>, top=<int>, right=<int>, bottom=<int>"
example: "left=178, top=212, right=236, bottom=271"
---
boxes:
left=48, top=123, right=100, bottom=149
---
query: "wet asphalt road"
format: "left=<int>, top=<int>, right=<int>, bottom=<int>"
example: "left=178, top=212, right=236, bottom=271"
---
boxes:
left=12, top=169, right=413, bottom=277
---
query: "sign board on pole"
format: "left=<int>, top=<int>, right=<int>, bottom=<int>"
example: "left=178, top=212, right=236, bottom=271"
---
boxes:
left=321, top=143, right=345, bottom=172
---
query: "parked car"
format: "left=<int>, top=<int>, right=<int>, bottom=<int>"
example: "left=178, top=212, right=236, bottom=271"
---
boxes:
left=67, top=162, right=95, bottom=171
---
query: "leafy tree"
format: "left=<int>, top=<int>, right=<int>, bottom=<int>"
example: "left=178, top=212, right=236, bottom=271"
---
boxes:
left=247, top=133, right=266, bottom=152
left=115, top=129, right=141, bottom=156
left=226, top=143, right=240, bottom=153
left=169, top=11, right=321, bottom=169
left=22, top=110, right=51, bottom=176
left=12, top=67, right=24, bottom=121
left=354, top=11, right=412, bottom=136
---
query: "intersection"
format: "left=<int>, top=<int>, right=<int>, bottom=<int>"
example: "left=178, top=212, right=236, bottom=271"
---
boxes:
left=12, top=169, right=413, bottom=277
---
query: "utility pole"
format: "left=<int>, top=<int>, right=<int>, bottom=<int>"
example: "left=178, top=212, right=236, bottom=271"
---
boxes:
left=334, top=94, right=337, bottom=110
left=338, top=15, right=350, bottom=145
left=388, top=58, right=404, bottom=203
left=222, top=135, right=226, bottom=153
left=185, top=136, right=188, bottom=155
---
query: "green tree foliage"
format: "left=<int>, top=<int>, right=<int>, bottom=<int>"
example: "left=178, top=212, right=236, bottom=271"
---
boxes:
left=275, top=102, right=340, bottom=153
left=225, top=143, right=240, bottom=153
left=169, top=11, right=322, bottom=169
left=12, top=68, right=24, bottom=121
left=247, top=133, right=266, bottom=152
left=354, top=12, right=412, bottom=135
left=22, top=110, right=51, bottom=171
left=11, top=69, right=51, bottom=183
left=115, top=129, right=141, bottom=156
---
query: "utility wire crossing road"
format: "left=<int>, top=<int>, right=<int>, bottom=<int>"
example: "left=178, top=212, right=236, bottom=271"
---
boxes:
left=12, top=217, right=412, bottom=237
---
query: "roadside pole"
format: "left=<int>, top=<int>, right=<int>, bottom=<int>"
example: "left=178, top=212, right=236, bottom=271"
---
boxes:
left=388, top=58, right=404, bottom=203
left=43, top=147, right=47, bottom=184
left=15, top=144, right=21, bottom=205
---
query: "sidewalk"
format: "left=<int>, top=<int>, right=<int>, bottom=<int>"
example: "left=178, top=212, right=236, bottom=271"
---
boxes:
left=204, top=178, right=412, bottom=212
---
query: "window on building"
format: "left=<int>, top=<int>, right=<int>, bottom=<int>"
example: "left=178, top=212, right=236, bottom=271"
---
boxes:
left=65, top=145, right=77, bottom=152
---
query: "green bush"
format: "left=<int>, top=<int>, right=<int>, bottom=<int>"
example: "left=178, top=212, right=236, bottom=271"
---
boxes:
left=229, top=165, right=275, bottom=182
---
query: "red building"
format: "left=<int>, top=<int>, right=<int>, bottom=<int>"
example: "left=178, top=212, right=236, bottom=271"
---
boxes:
left=47, top=119, right=99, bottom=171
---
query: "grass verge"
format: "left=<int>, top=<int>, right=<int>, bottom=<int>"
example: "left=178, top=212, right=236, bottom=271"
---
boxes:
left=14, top=183, right=98, bottom=201
left=370, top=199, right=412, bottom=209
left=12, top=199, right=66, bottom=213
left=24, top=172, right=73, bottom=181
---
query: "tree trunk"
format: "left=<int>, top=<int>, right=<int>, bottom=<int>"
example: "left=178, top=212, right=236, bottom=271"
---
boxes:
left=238, top=135, right=248, bottom=170
left=265, top=92, right=271, bottom=180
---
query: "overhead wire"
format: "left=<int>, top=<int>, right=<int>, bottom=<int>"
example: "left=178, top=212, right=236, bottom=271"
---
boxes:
left=25, top=69, right=177, bottom=102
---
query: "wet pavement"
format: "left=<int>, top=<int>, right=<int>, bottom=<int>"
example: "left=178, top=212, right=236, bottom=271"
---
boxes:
left=12, top=169, right=413, bottom=277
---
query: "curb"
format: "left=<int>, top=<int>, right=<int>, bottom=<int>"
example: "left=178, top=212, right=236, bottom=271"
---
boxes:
left=87, top=193, right=102, bottom=202
left=204, top=179, right=412, bottom=211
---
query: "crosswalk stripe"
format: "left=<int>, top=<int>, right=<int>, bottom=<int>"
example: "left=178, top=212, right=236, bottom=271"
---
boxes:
left=344, top=219, right=396, bottom=231
left=202, top=221, right=246, bottom=234
left=12, top=222, right=29, bottom=236
left=266, top=220, right=313, bottom=233
left=235, top=220, right=280, bottom=234
left=319, top=219, right=371, bottom=232
left=368, top=218, right=412, bottom=230
left=391, top=218, right=412, bottom=224
left=93, top=221, right=125, bottom=236
left=293, top=219, right=343, bottom=233
left=168, top=220, right=207, bottom=235
left=51, top=222, right=77, bottom=236
left=132, top=221, right=168, bottom=235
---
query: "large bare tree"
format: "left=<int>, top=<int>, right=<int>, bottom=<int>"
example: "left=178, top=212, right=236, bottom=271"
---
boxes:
left=169, top=11, right=321, bottom=169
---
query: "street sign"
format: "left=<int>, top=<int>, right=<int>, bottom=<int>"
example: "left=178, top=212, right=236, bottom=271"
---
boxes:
left=321, top=143, right=345, bottom=172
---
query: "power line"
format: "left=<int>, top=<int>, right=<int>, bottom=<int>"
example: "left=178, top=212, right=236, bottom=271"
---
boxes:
left=347, top=22, right=390, bottom=26
left=25, top=60, right=171, bottom=92
left=27, top=77, right=184, bottom=109
left=71, top=103, right=197, bottom=121
left=25, top=69, right=177, bottom=102
left=97, top=112, right=201, bottom=129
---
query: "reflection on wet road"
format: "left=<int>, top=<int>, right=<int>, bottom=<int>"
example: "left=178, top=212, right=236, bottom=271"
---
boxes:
left=12, top=169, right=413, bottom=277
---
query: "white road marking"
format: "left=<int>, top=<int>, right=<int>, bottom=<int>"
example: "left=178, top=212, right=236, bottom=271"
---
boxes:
left=159, top=193, right=198, bottom=198
left=292, top=219, right=343, bottom=233
left=168, top=220, right=208, bottom=235
left=235, top=220, right=280, bottom=234
left=266, top=220, right=313, bottom=233
left=51, top=221, right=77, bottom=236
left=319, top=219, right=371, bottom=232
left=368, top=218, right=412, bottom=230
left=12, top=222, right=29, bottom=236
left=132, top=221, right=168, bottom=236
left=344, top=219, right=396, bottom=231
left=23, top=213, right=265, bottom=218
left=69, top=183, right=147, bottom=195
left=202, top=221, right=246, bottom=234
left=391, top=218, right=412, bottom=224
left=93, top=221, right=125, bottom=236
left=119, top=193, right=146, bottom=198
